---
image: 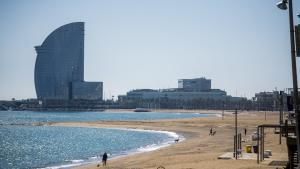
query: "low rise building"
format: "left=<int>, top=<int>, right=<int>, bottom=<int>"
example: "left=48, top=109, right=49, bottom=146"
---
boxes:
left=118, top=78, right=246, bottom=109
left=254, top=91, right=287, bottom=111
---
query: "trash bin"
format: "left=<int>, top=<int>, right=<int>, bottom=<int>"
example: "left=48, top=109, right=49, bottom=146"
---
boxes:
left=253, top=145, right=258, bottom=153
left=263, top=151, right=269, bottom=158
left=246, top=145, right=252, bottom=153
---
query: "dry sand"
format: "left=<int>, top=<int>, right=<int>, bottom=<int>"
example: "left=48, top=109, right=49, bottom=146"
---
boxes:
left=50, top=110, right=288, bottom=169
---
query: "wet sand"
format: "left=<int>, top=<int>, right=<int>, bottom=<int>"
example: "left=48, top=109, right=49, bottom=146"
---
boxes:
left=50, top=110, right=288, bottom=169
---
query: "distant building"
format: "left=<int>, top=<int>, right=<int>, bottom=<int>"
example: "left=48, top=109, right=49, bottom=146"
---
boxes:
left=121, top=88, right=227, bottom=101
left=254, top=91, right=284, bottom=111
left=34, top=22, right=103, bottom=100
left=118, top=77, right=244, bottom=102
left=178, top=77, right=211, bottom=92
left=255, top=92, right=276, bottom=103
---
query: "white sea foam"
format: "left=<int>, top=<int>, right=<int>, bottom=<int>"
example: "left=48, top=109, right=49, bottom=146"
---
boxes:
left=88, top=156, right=98, bottom=160
left=215, top=114, right=222, bottom=117
left=69, top=159, right=84, bottom=163
left=110, top=127, right=181, bottom=139
left=40, top=159, right=97, bottom=169
left=108, top=128, right=185, bottom=158
left=137, top=144, right=162, bottom=152
left=41, top=162, right=83, bottom=169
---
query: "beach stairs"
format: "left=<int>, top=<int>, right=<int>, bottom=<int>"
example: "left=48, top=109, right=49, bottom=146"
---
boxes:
left=291, top=151, right=298, bottom=169
left=287, top=148, right=298, bottom=169
left=282, top=118, right=298, bottom=169
left=286, top=137, right=298, bottom=169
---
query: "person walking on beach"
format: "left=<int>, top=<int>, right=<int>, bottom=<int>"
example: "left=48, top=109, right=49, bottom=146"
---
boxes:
left=102, top=152, right=108, bottom=166
left=244, top=128, right=247, bottom=136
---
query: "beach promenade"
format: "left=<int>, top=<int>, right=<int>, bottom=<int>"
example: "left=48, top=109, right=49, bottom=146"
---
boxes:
left=52, top=110, right=288, bottom=169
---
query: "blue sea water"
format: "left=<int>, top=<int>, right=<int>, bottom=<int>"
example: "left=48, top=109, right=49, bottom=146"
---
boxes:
left=0, top=125, right=176, bottom=169
left=0, top=111, right=209, bottom=125
left=0, top=111, right=210, bottom=169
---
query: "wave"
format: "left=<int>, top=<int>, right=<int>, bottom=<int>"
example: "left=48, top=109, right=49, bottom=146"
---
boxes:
left=68, top=159, right=84, bottom=163
left=116, top=128, right=184, bottom=154
left=112, top=127, right=181, bottom=139
left=104, top=128, right=184, bottom=159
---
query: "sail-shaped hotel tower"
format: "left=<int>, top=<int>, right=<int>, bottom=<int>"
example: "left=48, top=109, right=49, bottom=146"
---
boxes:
left=34, top=22, right=102, bottom=100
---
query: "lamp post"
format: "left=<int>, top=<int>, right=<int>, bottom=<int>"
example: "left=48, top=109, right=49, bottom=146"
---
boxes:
left=276, top=0, right=300, bottom=164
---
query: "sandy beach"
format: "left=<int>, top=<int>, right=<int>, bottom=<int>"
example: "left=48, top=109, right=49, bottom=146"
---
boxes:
left=50, top=110, right=288, bottom=169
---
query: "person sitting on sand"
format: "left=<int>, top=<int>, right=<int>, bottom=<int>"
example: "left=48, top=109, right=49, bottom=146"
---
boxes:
left=209, top=128, right=216, bottom=136
left=209, top=128, right=213, bottom=135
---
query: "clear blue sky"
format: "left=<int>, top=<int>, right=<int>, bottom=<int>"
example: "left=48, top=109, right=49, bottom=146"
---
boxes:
left=0, top=0, right=300, bottom=100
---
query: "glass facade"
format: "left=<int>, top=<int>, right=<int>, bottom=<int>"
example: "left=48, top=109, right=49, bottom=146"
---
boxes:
left=178, top=78, right=211, bottom=92
left=34, top=22, right=102, bottom=100
left=72, top=82, right=103, bottom=100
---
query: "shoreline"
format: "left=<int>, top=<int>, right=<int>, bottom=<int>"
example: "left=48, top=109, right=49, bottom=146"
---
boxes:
left=2, top=108, right=224, bottom=115
left=50, top=111, right=288, bottom=169
left=105, top=109, right=225, bottom=116
left=44, top=125, right=184, bottom=169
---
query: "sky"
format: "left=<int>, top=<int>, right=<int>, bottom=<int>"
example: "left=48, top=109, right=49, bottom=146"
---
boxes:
left=0, top=0, right=300, bottom=100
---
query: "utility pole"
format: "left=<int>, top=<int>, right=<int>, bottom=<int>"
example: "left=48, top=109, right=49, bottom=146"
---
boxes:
left=235, top=109, right=238, bottom=159
left=222, top=101, right=225, bottom=120
left=279, top=91, right=284, bottom=144
left=287, top=0, right=300, bottom=162
left=276, top=0, right=300, bottom=163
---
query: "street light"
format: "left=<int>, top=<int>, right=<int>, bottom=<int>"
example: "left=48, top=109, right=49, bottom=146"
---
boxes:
left=276, top=0, right=288, bottom=10
left=276, top=0, right=300, bottom=165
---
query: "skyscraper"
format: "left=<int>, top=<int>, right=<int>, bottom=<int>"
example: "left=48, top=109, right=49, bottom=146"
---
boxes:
left=34, top=22, right=102, bottom=100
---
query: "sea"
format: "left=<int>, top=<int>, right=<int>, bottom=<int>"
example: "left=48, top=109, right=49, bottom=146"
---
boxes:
left=0, top=111, right=210, bottom=169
